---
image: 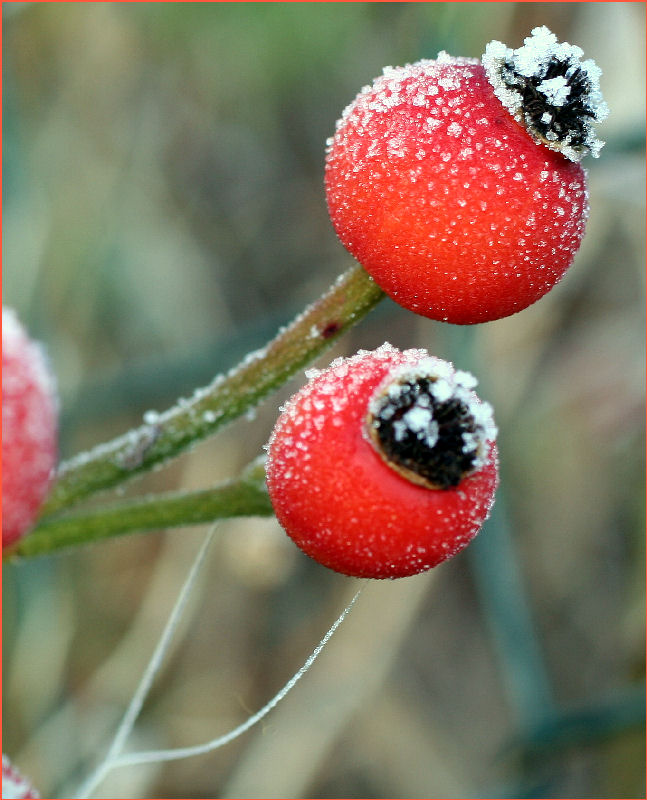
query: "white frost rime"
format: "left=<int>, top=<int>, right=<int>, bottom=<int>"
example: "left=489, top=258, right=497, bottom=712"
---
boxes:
left=482, top=26, right=609, bottom=161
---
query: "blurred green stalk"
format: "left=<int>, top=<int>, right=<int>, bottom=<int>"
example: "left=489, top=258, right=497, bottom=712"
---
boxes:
left=16, top=265, right=383, bottom=554
left=6, top=459, right=272, bottom=560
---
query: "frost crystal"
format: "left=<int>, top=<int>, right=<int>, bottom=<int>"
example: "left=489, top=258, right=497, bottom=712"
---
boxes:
left=482, top=25, right=609, bottom=161
left=2, top=754, right=39, bottom=798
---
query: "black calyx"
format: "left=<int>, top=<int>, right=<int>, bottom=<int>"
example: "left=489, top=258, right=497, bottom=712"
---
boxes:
left=370, top=377, right=478, bottom=490
left=504, top=57, right=594, bottom=147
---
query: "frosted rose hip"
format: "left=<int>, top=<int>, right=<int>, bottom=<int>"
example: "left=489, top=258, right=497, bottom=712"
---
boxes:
left=266, top=344, right=498, bottom=579
left=325, top=28, right=607, bottom=324
left=2, top=308, right=58, bottom=548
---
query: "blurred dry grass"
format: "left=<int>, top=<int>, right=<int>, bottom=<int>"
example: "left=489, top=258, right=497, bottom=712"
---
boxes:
left=2, top=3, right=645, bottom=798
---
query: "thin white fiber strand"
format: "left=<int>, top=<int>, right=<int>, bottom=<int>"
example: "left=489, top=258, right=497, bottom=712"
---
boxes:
left=77, top=527, right=217, bottom=799
left=109, top=587, right=363, bottom=769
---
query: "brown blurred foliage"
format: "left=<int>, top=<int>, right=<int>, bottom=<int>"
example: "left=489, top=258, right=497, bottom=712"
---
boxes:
left=3, top=4, right=644, bottom=798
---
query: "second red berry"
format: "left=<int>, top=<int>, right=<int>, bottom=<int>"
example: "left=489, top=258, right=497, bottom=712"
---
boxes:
left=266, top=344, right=498, bottom=579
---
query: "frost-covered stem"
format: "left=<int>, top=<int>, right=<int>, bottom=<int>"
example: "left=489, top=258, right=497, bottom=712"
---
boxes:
left=5, top=459, right=271, bottom=560
left=38, top=265, right=384, bottom=518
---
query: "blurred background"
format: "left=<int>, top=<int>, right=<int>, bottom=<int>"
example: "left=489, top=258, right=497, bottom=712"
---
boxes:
left=2, top=3, right=644, bottom=798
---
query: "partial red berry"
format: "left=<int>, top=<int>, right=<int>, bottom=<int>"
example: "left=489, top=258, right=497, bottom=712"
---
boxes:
left=266, top=344, right=498, bottom=579
left=2, top=754, right=40, bottom=798
left=2, top=308, right=58, bottom=549
left=325, top=27, right=607, bottom=324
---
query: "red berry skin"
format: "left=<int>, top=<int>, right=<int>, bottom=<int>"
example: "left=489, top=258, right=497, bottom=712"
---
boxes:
left=266, top=344, right=498, bottom=579
left=325, top=57, right=589, bottom=324
left=2, top=308, right=58, bottom=549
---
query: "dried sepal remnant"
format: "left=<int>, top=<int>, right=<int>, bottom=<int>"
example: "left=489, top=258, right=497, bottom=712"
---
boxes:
left=482, top=26, right=609, bottom=161
left=367, top=360, right=497, bottom=490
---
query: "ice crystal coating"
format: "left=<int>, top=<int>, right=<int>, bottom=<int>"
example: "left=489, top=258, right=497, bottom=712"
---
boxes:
left=482, top=26, right=609, bottom=161
left=2, top=754, right=40, bottom=798
left=367, top=360, right=497, bottom=489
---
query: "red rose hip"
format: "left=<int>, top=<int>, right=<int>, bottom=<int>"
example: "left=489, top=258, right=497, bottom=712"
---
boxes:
left=325, top=27, right=608, bottom=324
left=266, top=344, right=498, bottom=579
left=2, top=307, right=58, bottom=548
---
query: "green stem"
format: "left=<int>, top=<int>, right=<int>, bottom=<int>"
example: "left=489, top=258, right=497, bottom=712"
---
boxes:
left=6, top=459, right=273, bottom=560
left=39, top=265, right=384, bottom=518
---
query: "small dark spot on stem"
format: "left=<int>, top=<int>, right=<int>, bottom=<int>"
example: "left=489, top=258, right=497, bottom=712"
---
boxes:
left=321, top=321, right=341, bottom=339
